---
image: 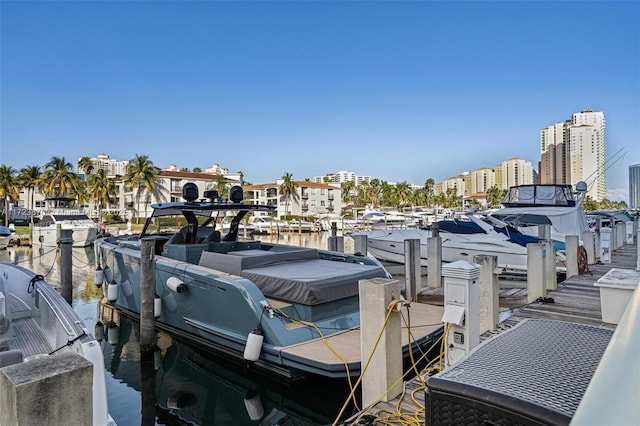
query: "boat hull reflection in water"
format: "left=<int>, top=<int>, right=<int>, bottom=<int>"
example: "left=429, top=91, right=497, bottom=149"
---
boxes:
left=99, top=307, right=357, bottom=425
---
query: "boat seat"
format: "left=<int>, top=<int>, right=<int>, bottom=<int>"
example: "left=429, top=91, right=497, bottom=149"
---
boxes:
left=0, top=349, right=23, bottom=367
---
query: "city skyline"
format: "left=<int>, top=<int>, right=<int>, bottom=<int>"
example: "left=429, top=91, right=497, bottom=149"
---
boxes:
left=1, top=1, right=638, bottom=202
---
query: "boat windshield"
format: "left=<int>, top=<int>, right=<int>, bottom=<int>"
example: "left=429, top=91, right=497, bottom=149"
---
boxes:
left=501, top=185, right=575, bottom=207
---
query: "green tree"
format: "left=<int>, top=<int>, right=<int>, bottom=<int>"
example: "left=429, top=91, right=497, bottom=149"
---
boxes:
left=78, top=156, right=94, bottom=179
left=18, top=165, right=42, bottom=224
left=40, top=156, right=79, bottom=199
left=0, top=165, right=19, bottom=226
left=209, top=174, right=229, bottom=200
left=486, top=185, right=506, bottom=208
left=394, top=181, right=413, bottom=208
left=124, top=154, right=160, bottom=224
left=340, top=181, right=355, bottom=205
left=87, top=168, right=117, bottom=222
left=193, top=167, right=202, bottom=173
left=424, top=178, right=435, bottom=207
left=278, top=173, right=299, bottom=219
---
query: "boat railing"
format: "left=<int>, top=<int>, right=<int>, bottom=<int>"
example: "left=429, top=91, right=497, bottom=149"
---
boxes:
left=570, top=279, right=640, bottom=424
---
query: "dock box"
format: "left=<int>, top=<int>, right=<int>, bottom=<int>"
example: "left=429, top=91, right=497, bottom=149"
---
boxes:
left=425, top=319, right=613, bottom=426
left=594, top=268, right=640, bottom=324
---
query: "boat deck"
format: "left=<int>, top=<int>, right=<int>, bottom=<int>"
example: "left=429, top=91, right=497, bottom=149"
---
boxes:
left=3, top=294, right=53, bottom=360
left=279, top=302, right=444, bottom=366
left=344, top=243, right=637, bottom=425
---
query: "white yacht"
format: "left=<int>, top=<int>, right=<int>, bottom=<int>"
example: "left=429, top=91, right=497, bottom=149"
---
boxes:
left=31, top=197, right=98, bottom=247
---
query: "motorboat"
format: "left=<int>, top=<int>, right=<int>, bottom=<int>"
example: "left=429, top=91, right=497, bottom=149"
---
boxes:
left=94, top=183, right=443, bottom=379
left=317, top=213, right=360, bottom=232
left=351, top=212, right=544, bottom=277
left=0, top=263, right=114, bottom=425
left=359, top=209, right=419, bottom=230
left=0, top=226, right=14, bottom=250
left=32, top=197, right=98, bottom=247
left=249, top=215, right=284, bottom=234
left=490, top=182, right=590, bottom=251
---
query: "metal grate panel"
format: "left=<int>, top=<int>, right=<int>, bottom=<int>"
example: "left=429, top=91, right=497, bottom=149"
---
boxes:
left=427, top=319, right=613, bottom=425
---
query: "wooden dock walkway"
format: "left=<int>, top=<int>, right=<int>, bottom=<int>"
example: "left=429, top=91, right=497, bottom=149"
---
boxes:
left=343, top=243, right=638, bottom=425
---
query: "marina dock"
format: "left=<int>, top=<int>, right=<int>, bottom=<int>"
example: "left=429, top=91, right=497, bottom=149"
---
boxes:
left=344, top=242, right=639, bottom=425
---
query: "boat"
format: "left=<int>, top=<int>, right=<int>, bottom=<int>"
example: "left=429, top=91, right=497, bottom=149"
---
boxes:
left=249, top=215, right=284, bottom=234
left=351, top=212, right=544, bottom=277
left=489, top=182, right=590, bottom=251
left=95, top=183, right=444, bottom=379
left=0, top=263, right=114, bottom=425
left=0, top=225, right=14, bottom=250
left=359, top=209, right=419, bottom=229
left=317, top=213, right=360, bottom=232
left=32, top=197, right=99, bottom=247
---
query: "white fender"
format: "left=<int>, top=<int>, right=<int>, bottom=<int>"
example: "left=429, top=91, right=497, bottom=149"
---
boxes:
left=167, top=277, right=187, bottom=293
left=107, top=323, right=119, bottom=345
left=243, top=327, right=263, bottom=363
left=107, top=279, right=119, bottom=302
left=103, top=265, right=113, bottom=284
left=154, top=295, right=162, bottom=318
left=244, top=390, right=264, bottom=421
left=94, top=266, right=104, bottom=288
left=94, top=321, right=105, bottom=341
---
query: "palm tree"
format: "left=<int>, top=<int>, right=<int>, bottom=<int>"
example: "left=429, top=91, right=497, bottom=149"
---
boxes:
left=124, top=154, right=160, bottom=224
left=77, top=156, right=94, bottom=179
left=486, top=185, right=505, bottom=208
left=394, top=181, right=413, bottom=208
left=87, top=168, right=117, bottom=222
left=278, top=173, right=299, bottom=219
left=0, top=165, right=19, bottom=226
left=424, top=178, right=435, bottom=207
left=18, top=165, right=41, bottom=225
left=40, top=156, right=79, bottom=201
left=340, top=181, right=355, bottom=205
left=209, top=174, right=229, bottom=200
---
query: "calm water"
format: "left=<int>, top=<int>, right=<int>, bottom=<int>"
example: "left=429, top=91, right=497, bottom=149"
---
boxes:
left=1, top=232, right=368, bottom=426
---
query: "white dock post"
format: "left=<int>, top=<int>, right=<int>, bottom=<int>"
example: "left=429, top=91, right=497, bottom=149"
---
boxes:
left=583, top=230, right=596, bottom=265
left=594, top=218, right=602, bottom=263
left=625, top=221, right=634, bottom=245
left=140, top=237, right=156, bottom=352
left=473, top=255, right=499, bottom=334
left=616, top=222, right=625, bottom=249
left=441, top=261, right=481, bottom=366
left=404, top=239, right=421, bottom=302
left=352, top=234, right=368, bottom=256
left=359, top=278, right=403, bottom=407
left=611, top=222, right=618, bottom=251
left=565, top=235, right=580, bottom=278
left=601, top=227, right=612, bottom=264
left=527, top=243, right=545, bottom=303
left=427, top=236, right=442, bottom=288
left=544, top=240, right=557, bottom=291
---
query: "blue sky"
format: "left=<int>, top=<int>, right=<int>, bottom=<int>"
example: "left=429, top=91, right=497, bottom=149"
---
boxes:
left=1, top=1, right=638, bottom=201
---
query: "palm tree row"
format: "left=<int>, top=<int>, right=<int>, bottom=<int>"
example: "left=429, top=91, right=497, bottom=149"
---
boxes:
left=0, top=155, right=162, bottom=225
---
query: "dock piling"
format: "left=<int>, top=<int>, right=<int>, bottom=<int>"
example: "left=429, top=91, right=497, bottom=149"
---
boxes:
left=565, top=235, right=579, bottom=278
left=527, top=243, right=545, bottom=303
left=404, top=239, right=421, bottom=302
left=140, top=238, right=156, bottom=351
left=426, top=236, right=442, bottom=288
left=59, top=229, right=73, bottom=305
left=359, top=278, right=403, bottom=407
left=474, top=255, right=498, bottom=334
left=352, top=234, right=368, bottom=256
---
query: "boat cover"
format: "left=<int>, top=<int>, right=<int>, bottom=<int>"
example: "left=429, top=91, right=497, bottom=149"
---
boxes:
left=199, top=247, right=387, bottom=305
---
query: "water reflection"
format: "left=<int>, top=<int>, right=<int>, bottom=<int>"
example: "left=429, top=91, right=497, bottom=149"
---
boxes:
left=99, top=304, right=354, bottom=425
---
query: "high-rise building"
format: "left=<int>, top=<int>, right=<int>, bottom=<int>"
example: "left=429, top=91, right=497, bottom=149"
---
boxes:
left=630, top=164, right=640, bottom=209
left=493, top=158, right=534, bottom=190
left=539, top=110, right=606, bottom=200
left=77, top=153, right=129, bottom=178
